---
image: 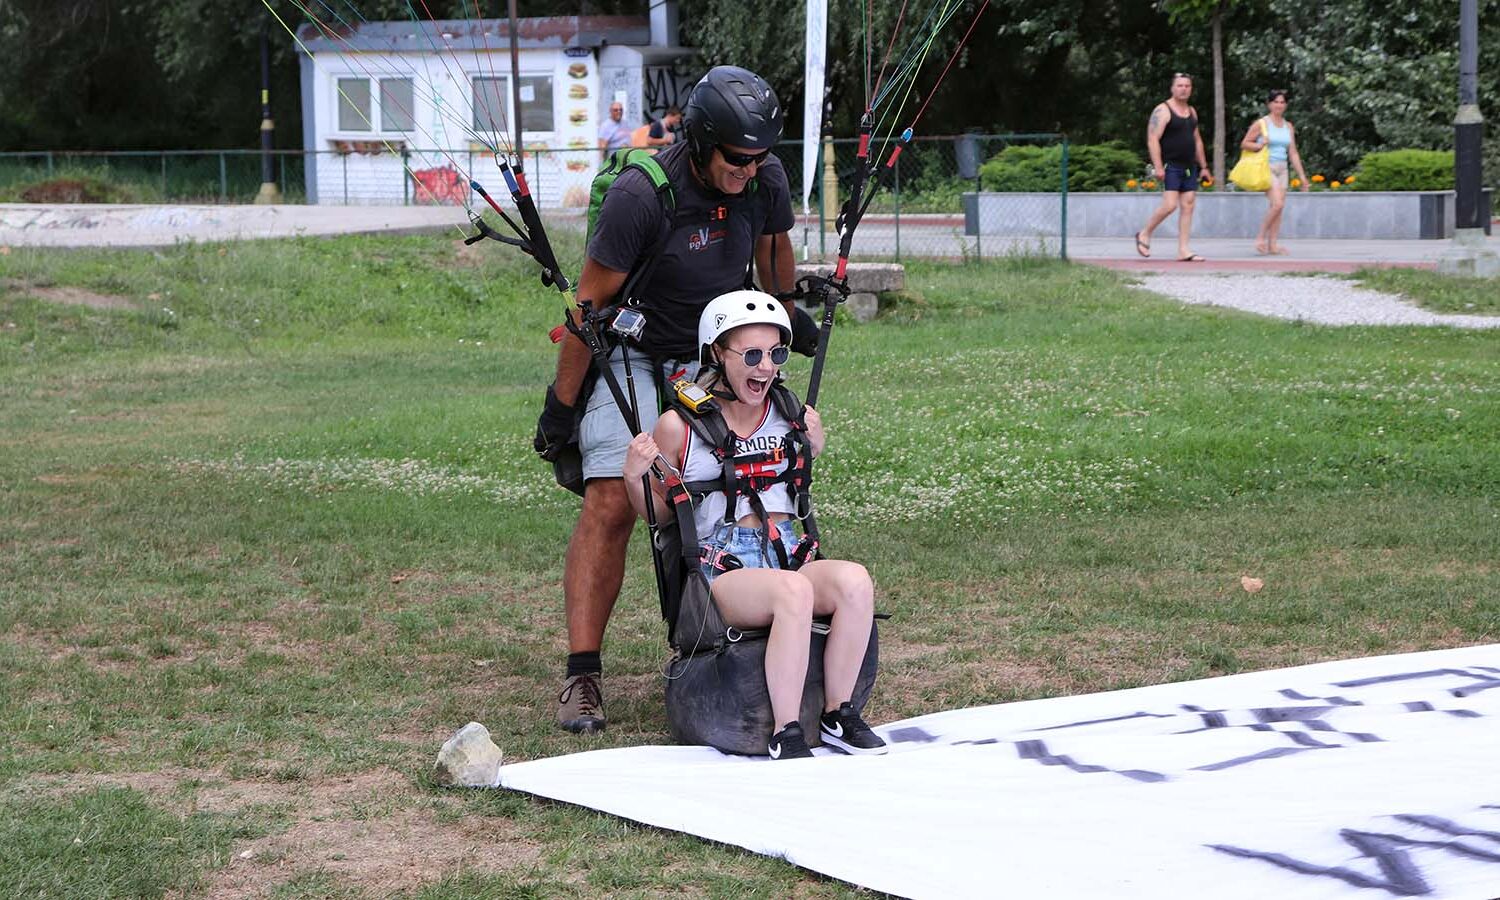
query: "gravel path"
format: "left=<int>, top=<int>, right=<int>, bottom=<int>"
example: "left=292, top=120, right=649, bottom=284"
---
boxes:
left=1139, top=273, right=1500, bottom=329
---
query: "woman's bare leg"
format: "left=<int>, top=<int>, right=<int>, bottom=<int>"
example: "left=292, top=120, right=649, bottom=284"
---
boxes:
left=710, top=568, right=815, bottom=727
left=1265, top=183, right=1287, bottom=251
left=799, top=559, right=876, bottom=710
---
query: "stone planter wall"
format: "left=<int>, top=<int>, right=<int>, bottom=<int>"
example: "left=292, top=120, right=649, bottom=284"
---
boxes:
left=963, top=190, right=1493, bottom=240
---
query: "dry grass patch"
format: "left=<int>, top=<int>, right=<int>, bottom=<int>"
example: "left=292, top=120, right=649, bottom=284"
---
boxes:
left=1, top=278, right=136, bottom=311
left=13, top=767, right=545, bottom=899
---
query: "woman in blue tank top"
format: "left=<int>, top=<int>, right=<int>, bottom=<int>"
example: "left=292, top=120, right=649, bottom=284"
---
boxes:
left=1240, top=89, right=1310, bottom=255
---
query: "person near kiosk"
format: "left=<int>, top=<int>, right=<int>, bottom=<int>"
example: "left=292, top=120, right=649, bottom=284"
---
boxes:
left=532, top=66, right=820, bottom=734
left=622, top=292, right=888, bottom=759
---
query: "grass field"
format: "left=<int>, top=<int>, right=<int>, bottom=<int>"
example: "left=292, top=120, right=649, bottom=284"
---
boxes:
left=2, top=233, right=1498, bottom=897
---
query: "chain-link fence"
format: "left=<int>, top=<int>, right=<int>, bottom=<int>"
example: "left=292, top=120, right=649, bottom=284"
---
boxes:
left=786, top=133, right=1068, bottom=261
left=0, top=134, right=1070, bottom=259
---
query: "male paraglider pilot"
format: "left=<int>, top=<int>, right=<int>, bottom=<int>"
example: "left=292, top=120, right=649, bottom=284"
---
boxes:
left=532, top=66, right=821, bottom=734
left=621, top=292, right=887, bottom=759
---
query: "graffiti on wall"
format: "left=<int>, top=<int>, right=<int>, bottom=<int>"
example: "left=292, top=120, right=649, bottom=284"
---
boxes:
left=411, top=166, right=466, bottom=206
left=643, top=63, right=696, bottom=120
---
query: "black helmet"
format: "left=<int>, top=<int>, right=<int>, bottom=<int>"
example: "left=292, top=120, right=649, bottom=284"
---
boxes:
left=683, top=66, right=783, bottom=167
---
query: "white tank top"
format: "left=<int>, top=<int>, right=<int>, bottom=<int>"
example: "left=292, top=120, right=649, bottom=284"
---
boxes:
left=679, top=400, right=797, bottom=540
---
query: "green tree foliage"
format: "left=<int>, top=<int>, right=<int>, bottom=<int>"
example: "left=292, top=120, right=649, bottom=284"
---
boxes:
left=1228, top=0, right=1500, bottom=178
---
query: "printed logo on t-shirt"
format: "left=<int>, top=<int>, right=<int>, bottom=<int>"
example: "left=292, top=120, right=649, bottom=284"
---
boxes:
left=687, top=225, right=727, bottom=252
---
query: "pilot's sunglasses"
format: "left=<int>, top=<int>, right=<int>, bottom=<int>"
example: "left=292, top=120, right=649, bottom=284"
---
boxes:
left=722, top=344, right=790, bottom=366
left=717, top=145, right=772, bottom=168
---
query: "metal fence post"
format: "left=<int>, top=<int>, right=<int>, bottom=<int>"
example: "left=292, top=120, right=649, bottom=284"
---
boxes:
left=1059, top=137, right=1070, bottom=260
left=160, top=154, right=168, bottom=199
left=893, top=149, right=901, bottom=261
left=974, top=175, right=983, bottom=263
left=822, top=138, right=834, bottom=256
left=534, top=149, right=543, bottom=206
left=218, top=152, right=228, bottom=203
left=46, top=151, right=54, bottom=177
left=343, top=152, right=349, bottom=204
left=402, top=149, right=410, bottom=205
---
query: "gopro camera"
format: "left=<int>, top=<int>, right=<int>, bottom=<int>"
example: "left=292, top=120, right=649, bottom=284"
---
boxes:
left=610, top=307, right=647, bottom=341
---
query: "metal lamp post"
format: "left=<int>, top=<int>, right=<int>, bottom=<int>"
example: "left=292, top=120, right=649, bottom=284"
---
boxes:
left=1438, top=0, right=1497, bottom=275
left=254, top=22, right=283, bottom=204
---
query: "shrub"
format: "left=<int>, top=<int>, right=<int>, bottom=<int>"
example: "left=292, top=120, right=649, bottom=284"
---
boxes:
left=0, top=167, right=150, bottom=204
left=979, top=141, right=1142, bottom=193
left=1350, top=149, right=1454, bottom=191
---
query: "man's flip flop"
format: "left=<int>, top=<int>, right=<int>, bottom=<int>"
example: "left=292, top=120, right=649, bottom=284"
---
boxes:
left=1134, top=231, right=1150, bottom=258
left=1178, top=254, right=1205, bottom=262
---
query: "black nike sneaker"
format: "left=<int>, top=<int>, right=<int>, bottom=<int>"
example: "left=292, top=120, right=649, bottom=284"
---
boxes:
left=767, top=721, right=814, bottom=760
left=819, top=702, right=888, bottom=755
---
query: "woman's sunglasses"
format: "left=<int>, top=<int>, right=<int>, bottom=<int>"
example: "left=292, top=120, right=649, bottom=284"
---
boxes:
left=717, top=145, right=772, bottom=168
left=722, top=344, right=790, bottom=366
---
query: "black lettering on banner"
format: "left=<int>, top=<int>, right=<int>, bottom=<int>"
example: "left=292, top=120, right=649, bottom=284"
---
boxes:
left=1210, top=814, right=1500, bottom=896
left=1192, top=745, right=1323, bottom=772
left=886, top=727, right=938, bottom=744
left=1014, top=739, right=1167, bottom=784
left=1281, top=689, right=1362, bottom=705
left=1034, top=711, right=1175, bottom=732
left=1334, top=667, right=1500, bottom=699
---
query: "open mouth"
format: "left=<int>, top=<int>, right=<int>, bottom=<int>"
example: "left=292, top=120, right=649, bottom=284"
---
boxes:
left=745, top=376, right=769, bottom=397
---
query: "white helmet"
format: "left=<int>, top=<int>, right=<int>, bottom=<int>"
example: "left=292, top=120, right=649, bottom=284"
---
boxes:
left=697, top=290, right=791, bottom=366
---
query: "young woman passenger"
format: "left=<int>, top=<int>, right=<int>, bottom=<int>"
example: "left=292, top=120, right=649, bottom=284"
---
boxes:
left=623, top=291, right=887, bottom=759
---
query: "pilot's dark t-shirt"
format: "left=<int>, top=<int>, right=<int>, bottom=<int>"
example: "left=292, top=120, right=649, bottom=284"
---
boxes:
left=587, top=142, right=795, bottom=359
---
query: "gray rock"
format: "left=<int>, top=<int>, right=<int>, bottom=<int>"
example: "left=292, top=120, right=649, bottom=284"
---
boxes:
left=794, top=262, right=905, bottom=293
left=846, top=292, right=879, bottom=323
left=433, top=721, right=503, bottom=788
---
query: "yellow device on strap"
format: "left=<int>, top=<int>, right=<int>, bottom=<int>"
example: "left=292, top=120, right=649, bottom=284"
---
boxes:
left=673, top=377, right=718, bottom=414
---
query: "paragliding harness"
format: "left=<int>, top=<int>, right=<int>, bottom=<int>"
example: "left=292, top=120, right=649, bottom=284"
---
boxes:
left=547, top=147, right=762, bottom=496
left=656, top=376, right=823, bottom=656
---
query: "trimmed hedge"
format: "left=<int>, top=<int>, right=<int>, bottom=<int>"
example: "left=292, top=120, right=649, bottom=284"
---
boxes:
left=1351, top=150, right=1454, bottom=192
left=979, top=141, right=1142, bottom=193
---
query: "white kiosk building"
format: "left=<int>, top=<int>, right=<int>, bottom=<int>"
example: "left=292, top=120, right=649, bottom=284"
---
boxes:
left=296, top=7, right=694, bottom=207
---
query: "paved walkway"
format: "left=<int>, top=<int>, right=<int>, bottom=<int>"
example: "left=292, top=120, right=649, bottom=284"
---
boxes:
left=0, top=203, right=485, bottom=248
left=3, top=204, right=1496, bottom=277
left=1140, top=273, right=1500, bottom=329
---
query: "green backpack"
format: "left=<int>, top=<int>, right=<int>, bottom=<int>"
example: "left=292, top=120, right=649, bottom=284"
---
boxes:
left=586, top=149, right=675, bottom=249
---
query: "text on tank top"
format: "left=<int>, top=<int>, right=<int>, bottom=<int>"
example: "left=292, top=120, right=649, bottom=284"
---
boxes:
left=680, top=401, right=797, bottom=540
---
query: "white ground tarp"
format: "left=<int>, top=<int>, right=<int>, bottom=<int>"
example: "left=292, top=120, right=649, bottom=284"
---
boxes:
left=499, top=645, right=1500, bottom=899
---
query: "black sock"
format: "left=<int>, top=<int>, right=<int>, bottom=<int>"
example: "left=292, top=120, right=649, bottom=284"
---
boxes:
left=566, top=651, right=601, bottom=678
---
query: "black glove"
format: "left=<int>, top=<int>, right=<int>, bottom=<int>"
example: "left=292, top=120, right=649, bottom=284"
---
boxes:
left=789, top=305, right=821, bottom=357
left=533, top=384, right=576, bottom=461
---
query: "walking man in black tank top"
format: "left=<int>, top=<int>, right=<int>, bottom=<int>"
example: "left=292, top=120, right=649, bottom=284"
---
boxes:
left=1135, top=74, right=1210, bottom=262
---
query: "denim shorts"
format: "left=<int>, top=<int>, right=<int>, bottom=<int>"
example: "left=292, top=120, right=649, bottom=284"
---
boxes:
left=699, top=520, right=801, bottom=587
left=1163, top=164, right=1199, bottom=193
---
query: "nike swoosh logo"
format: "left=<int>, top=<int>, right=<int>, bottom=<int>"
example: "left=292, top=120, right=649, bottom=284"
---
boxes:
left=769, top=743, right=782, bottom=759
left=826, top=721, right=843, bottom=738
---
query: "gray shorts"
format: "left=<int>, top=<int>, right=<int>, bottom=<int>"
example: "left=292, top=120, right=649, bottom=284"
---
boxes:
left=580, top=346, right=701, bottom=481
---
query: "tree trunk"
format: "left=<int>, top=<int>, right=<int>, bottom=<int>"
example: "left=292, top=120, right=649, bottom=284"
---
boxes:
left=1212, top=3, right=1226, bottom=186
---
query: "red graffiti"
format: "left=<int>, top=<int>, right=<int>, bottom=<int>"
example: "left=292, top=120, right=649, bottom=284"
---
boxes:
left=411, top=166, right=466, bottom=206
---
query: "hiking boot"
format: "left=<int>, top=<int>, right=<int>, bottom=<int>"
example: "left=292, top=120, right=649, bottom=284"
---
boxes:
left=767, top=721, right=814, bottom=760
left=557, top=673, right=605, bottom=734
left=819, top=702, right=887, bottom=755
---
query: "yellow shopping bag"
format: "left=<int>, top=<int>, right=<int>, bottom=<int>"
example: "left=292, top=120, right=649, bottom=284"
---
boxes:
left=1229, top=118, right=1272, bottom=192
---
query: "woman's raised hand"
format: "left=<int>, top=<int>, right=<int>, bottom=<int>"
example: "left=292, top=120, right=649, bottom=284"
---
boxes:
left=803, top=406, right=826, bottom=458
left=623, top=432, right=661, bottom=480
